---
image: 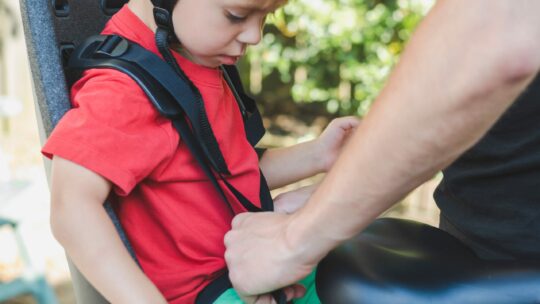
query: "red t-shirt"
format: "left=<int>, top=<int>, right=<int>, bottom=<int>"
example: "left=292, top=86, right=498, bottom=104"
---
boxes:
left=42, top=6, right=262, bottom=303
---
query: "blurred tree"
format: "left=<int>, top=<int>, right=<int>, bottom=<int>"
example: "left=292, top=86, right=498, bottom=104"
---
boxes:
left=242, top=0, right=433, bottom=119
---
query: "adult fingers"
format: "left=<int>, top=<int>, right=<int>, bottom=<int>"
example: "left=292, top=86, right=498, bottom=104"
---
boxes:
left=231, top=211, right=251, bottom=228
left=224, top=212, right=257, bottom=247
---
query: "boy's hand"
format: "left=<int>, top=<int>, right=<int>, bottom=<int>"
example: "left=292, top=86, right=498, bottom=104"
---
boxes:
left=316, top=116, right=360, bottom=172
left=273, top=184, right=318, bottom=214
left=239, top=285, right=306, bottom=304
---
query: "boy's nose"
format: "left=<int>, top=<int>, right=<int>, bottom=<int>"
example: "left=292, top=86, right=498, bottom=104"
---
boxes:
left=237, top=21, right=263, bottom=46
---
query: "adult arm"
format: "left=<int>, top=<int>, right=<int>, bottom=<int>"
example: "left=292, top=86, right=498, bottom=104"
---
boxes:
left=225, top=0, right=540, bottom=296
left=50, top=156, right=166, bottom=304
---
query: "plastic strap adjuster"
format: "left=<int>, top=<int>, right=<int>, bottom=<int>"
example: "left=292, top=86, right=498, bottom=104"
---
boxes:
left=153, top=7, right=173, bottom=30
left=95, top=35, right=129, bottom=58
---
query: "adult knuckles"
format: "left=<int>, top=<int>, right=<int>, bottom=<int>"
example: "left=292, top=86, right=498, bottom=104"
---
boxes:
left=231, top=212, right=250, bottom=228
left=223, top=230, right=233, bottom=247
left=223, top=246, right=233, bottom=262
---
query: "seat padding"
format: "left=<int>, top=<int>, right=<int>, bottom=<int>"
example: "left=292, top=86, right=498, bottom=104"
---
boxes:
left=316, top=218, right=540, bottom=304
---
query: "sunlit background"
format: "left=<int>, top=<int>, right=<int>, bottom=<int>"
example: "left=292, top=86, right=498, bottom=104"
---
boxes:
left=0, top=0, right=435, bottom=302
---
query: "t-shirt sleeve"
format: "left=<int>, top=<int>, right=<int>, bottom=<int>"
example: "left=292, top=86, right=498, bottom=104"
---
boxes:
left=42, top=69, right=177, bottom=196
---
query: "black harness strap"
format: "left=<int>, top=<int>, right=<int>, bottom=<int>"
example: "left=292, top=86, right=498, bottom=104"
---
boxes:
left=71, top=35, right=266, bottom=170
left=173, top=119, right=275, bottom=215
left=221, top=64, right=266, bottom=147
left=196, top=271, right=233, bottom=304
left=69, top=34, right=272, bottom=212
left=70, top=35, right=227, bottom=174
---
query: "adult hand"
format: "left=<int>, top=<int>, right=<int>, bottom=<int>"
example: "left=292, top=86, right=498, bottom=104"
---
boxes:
left=224, top=212, right=318, bottom=298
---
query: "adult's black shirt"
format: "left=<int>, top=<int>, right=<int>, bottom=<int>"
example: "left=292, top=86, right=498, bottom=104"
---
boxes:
left=435, top=74, right=540, bottom=261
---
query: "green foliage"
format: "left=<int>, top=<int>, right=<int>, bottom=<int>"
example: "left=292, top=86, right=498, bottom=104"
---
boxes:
left=243, top=0, right=433, bottom=117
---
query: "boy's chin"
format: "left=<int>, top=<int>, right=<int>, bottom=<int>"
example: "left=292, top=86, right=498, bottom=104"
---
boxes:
left=218, top=55, right=240, bottom=66
left=197, top=58, right=223, bottom=68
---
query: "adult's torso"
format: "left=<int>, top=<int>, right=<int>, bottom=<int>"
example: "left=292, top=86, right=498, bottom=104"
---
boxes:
left=435, top=74, right=540, bottom=260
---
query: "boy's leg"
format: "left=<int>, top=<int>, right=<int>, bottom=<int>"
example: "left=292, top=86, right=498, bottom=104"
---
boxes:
left=212, top=269, right=320, bottom=304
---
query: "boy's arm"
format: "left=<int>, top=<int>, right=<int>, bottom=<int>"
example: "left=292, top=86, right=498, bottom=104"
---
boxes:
left=260, top=117, right=359, bottom=190
left=50, top=156, right=166, bottom=304
left=258, top=141, right=325, bottom=190
left=273, top=183, right=319, bottom=214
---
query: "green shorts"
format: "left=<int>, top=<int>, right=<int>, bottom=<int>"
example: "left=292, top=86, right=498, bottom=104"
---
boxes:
left=213, top=269, right=320, bottom=304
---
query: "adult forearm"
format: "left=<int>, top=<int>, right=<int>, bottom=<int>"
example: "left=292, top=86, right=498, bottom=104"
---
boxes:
left=51, top=202, right=165, bottom=304
left=288, top=0, right=540, bottom=262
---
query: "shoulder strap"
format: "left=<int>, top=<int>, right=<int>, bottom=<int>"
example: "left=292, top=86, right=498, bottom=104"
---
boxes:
left=221, top=65, right=266, bottom=147
left=68, top=35, right=230, bottom=174
left=69, top=36, right=266, bottom=161
left=67, top=34, right=273, bottom=212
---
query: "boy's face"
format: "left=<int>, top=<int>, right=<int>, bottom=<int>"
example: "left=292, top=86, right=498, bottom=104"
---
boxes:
left=172, top=0, right=284, bottom=68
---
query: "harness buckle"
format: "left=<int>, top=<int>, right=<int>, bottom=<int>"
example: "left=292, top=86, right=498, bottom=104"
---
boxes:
left=94, top=35, right=129, bottom=58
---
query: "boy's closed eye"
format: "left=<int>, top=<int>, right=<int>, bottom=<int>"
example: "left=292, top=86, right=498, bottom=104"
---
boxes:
left=225, top=11, right=248, bottom=23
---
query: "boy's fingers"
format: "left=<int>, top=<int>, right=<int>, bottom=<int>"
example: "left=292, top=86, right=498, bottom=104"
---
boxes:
left=240, top=294, right=274, bottom=304
left=339, top=116, right=361, bottom=129
left=295, top=284, right=307, bottom=298
left=329, top=116, right=361, bottom=132
left=283, top=284, right=307, bottom=301
left=240, top=285, right=306, bottom=304
left=240, top=294, right=258, bottom=304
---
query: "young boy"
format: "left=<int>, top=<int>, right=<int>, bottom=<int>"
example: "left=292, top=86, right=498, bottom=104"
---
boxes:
left=43, top=0, right=358, bottom=303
